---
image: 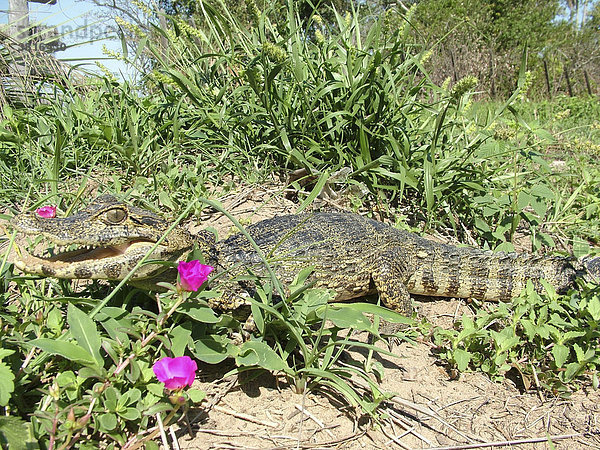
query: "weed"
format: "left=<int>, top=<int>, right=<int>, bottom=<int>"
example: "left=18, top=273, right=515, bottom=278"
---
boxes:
left=433, top=280, right=600, bottom=393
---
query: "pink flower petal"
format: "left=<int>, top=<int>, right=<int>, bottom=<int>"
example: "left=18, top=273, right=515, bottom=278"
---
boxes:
left=153, top=356, right=198, bottom=390
left=36, top=206, right=57, bottom=218
left=163, top=377, right=189, bottom=390
left=152, top=357, right=173, bottom=383
left=177, top=260, right=214, bottom=292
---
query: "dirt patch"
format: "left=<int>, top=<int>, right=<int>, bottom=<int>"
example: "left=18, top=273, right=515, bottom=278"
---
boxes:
left=188, top=181, right=299, bottom=239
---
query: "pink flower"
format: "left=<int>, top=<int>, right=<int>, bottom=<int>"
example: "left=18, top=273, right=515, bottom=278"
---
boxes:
left=36, top=206, right=56, bottom=218
left=153, top=356, right=198, bottom=390
left=177, top=260, right=214, bottom=292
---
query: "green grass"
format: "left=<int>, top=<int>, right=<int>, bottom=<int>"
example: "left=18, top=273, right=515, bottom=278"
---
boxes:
left=0, top=1, right=599, bottom=447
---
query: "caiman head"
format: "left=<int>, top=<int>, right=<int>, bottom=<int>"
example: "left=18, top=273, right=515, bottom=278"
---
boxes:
left=10, top=195, right=195, bottom=281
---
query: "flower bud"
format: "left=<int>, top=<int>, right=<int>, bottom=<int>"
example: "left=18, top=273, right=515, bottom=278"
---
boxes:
left=36, top=206, right=56, bottom=218
left=169, top=394, right=187, bottom=405
left=77, top=413, right=91, bottom=428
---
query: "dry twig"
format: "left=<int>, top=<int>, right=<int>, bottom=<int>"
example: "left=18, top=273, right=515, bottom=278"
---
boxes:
left=294, top=404, right=336, bottom=438
left=156, top=412, right=170, bottom=450
left=389, top=395, right=484, bottom=443
left=213, top=404, right=279, bottom=428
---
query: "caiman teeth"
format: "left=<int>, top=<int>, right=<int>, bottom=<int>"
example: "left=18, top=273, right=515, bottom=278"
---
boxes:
left=20, top=239, right=160, bottom=263
left=28, top=242, right=103, bottom=259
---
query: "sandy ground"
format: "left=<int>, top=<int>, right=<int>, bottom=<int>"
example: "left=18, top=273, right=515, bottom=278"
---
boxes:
left=178, top=335, right=599, bottom=449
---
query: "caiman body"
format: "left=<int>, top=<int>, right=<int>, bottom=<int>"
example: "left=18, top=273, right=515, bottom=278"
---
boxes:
left=9, top=195, right=599, bottom=314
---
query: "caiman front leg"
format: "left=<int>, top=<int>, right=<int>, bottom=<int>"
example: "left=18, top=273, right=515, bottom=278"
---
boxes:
left=370, top=251, right=414, bottom=316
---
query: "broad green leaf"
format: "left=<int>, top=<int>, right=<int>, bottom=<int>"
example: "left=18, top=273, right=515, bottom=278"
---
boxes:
left=56, top=371, right=77, bottom=388
left=178, top=302, right=219, bottom=323
left=572, top=238, right=590, bottom=258
left=142, top=393, right=160, bottom=409
left=0, top=349, right=14, bottom=360
left=187, top=389, right=206, bottom=403
left=573, top=343, right=585, bottom=362
left=122, top=388, right=141, bottom=406
left=494, top=352, right=508, bottom=367
left=453, top=348, right=472, bottom=372
left=563, top=362, right=583, bottom=382
left=326, top=302, right=415, bottom=324
left=170, top=325, right=192, bottom=357
left=236, top=341, right=290, bottom=372
left=535, top=324, right=551, bottom=340
left=474, top=217, right=491, bottom=233
left=30, top=338, right=97, bottom=366
left=47, top=307, right=64, bottom=334
left=530, top=184, right=554, bottom=199
left=461, top=316, right=475, bottom=331
left=98, top=413, right=118, bottom=431
left=144, top=403, right=173, bottom=416
left=494, top=241, right=515, bottom=252
left=194, top=338, right=229, bottom=364
left=68, top=304, right=103, bottom=366
left=0, top=362, right=15, bottom=406
left=79, top=365, right=104, bottom=379
left=289, top=266, right=316, bottom=294
left=317, top=306, right=372, bottom=330
left=159, top=191, right=175, bottom=211
left=529, top=197, right=548, bottom=217
left=587, top=297, right=600, bottom=321
left=146, top=383, right=164, bottom=396
left=100, top=317, right=131, bottom=347
left=517, top=191, right=533, bottom=210
left=533, top=128, right=555, bottom=143
left=552, top=344, right=569, bottom=368
left=536, top=232, right=555, bottom=248
left=0, top=416, right=29, bottom=450
left=104, top=387, right=118, bottom=411
left=562, top=331, right=586, bottom=342
left=293, top=289, right=333, bottom=313
left=0, top=131, right=22, bottom=144
left=456, top=317, right=479, bottom=344
left=119, top=408, right=141, bottom=421
left=520, top=319, right=537, bottom=340
left=496, top=336, right=520, bottom=353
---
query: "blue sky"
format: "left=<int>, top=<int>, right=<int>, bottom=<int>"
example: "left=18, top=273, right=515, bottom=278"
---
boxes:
left=0, top=0, right=131, bottom=78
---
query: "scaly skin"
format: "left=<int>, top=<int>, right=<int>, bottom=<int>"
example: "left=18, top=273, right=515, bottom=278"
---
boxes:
left=9, top=196, right=599, bottom=314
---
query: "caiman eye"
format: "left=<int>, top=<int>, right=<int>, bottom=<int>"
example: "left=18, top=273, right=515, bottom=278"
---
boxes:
left=104, top=208, right=127, bottom=224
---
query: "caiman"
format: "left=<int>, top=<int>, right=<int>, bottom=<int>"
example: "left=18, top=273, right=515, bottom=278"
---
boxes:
left=8, top=195, right=600, bottom=314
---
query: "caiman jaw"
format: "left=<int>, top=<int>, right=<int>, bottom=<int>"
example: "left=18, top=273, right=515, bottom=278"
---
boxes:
left=13, top=238, right=171, bottom=280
